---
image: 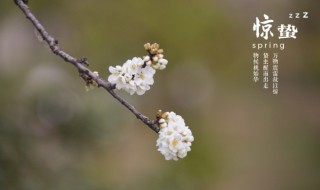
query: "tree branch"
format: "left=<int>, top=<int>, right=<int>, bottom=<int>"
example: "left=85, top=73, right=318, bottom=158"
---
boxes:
left=14, top=0, right=160, bottom=133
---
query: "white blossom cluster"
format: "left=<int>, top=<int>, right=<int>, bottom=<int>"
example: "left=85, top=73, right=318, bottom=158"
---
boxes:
left=108, top=57, right=155, bottom=95
left=108, top=43, right=168, bottom=95
left=156, top=111, right=194, bottom=161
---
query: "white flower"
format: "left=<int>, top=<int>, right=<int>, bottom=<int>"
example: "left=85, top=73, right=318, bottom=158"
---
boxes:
left=93, top=71, right=99, bottom=76
left=108, top=65, right=122, bottom=84
left=156, top=112, right=194, bottom=161
left=154, top=58, right=168, bottom=70
left=150, top=56, right=168, bottom=70
left=143, top=56, right=150, bottom=62
left=108, top=57, right=156, bottom=95
left=134, top=65, right=155, bottom=95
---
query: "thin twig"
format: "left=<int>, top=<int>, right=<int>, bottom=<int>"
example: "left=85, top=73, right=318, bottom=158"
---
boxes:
left=14, top=0, right=160, bottom=133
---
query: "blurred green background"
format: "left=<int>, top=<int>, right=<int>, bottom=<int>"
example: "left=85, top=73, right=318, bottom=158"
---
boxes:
left=1, top=0, right=320, bottom=190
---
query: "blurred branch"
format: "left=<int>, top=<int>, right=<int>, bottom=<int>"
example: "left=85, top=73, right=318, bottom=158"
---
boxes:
left=14, top=0, right=160, bottom=133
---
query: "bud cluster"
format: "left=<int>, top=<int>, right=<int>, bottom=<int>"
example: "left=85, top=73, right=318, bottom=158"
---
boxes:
left=85, top=71, right=99, bottom=91
left=143, top=43, right=168, bottom=70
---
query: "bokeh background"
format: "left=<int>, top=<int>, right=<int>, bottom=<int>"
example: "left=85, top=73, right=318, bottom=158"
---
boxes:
left=1, top=0, right=320, bottom=190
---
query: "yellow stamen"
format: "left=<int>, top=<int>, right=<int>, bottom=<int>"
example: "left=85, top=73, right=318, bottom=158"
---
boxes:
left=172, top=139, right=178, bottom=146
